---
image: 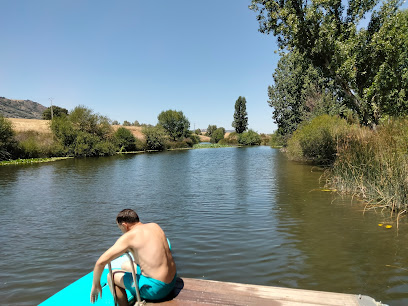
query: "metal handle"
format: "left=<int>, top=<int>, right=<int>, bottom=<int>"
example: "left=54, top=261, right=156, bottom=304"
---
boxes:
left=108, top=253, right=145, bottom=306
left=125, top=252, right=144, bottom=305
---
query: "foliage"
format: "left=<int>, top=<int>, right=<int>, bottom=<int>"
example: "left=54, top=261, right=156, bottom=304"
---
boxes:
left=114, top=127, right=136, bottom=152
left=195, top=128, right=202, bottom=135
left=42, top=106, right=68, bottom=120
left=123, top=120, right=131, bottom=126
left=157, top=110, right=190, bottom=141
left=142, top=125, right=167, bottom=151
left=0, top=115, right=17, bottom=160
left=14, top=131, right=63, bottom=158
left=211, top=127, right=225, bottom=144
left=232, top=96, right=248, bottom=133
left=250, top=0, right=406, bottom=125
left=206, top=125, right=217, bottom=137
left=327, top=118, right=408, bottom=211
left=238, top=129, right=261, bottom=146
left=287, top=115, right=350, bottom=165
left=112, top=120, right=120, bottom=125
left=221, top=132, right=239, bottom=145
left=269, top=131, right=285, bottom=147
left=50, top=106, right=115, bottom=157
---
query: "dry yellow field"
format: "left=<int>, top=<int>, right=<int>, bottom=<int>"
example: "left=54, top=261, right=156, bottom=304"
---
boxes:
left=8, top=118, right=52, bottom=134
left=7, top=118, right=215, bottom=142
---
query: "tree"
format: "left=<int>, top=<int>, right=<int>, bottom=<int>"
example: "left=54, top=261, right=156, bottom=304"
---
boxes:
left=0, top=115, right=16, bottom=160
left=142, top=125, right=167, bottom=151
left=250, top=0, right=405, bottom=124
left=157, top=110, right=190, bottom=141
left=211, top=127, right=225, bottom=143
left=232, top=96, right=248, bottom=133
left=115, top=127, right=136, bottom=152
left=50, top=106, right=115, bottom=157
left=111, top=120, right=120, bottom=125
left=268, top=50, right=346, bottom=138
left=238, top=130, right=261, bottom=146
left=123, top=120, right=131, bottom=126
left=195, top=129, right=202, bottom=135
left=42, top=106, right=68, bottom=120
left=206, top=125, right=217, bottom=137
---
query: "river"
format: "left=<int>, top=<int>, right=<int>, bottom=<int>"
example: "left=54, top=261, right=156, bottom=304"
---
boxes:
left=1, top=146, right=407, bottom=305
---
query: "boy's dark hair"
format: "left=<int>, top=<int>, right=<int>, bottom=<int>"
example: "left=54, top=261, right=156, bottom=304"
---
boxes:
left=116, top=209, right=140, bottom=224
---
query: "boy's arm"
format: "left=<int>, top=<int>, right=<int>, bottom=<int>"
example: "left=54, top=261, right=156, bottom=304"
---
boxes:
left=90, top=234, right=130, bottom=303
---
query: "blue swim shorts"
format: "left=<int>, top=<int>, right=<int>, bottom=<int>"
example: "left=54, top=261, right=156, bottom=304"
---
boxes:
left=123, top=265, right=177, bottom=301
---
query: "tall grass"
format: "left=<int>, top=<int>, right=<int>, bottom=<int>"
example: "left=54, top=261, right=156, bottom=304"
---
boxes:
left=287, top=115, right=408, bottom=214
left=327, top=119, right=408, bottom=213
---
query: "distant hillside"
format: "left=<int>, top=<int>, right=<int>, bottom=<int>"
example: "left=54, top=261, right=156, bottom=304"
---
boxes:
left=0, top=97, right=47, bottom=119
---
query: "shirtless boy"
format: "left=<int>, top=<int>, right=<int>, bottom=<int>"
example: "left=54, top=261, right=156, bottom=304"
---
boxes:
left=90, top=209, right=177, bottom=305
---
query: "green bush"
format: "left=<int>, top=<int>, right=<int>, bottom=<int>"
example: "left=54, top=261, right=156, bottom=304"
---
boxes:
left=223, top=132, right=239, bottom=145
left=269, top=131, right=285, bottom=147
left=195, top=129, right=201, bottom=135
left=50, top=106, right=115, bottom=157
left=14, top=131, right=59, bottom=158
left=0, top=115, right=17, bottom=160
left=115, top=127, right=136, bottom=152
left=142, top=126, right=167, bottom=151
left=238, top=130, right=261, bottom=146
left=211, top=128, right=225, bottom=143
left=287, top=115, right=350, bottom=165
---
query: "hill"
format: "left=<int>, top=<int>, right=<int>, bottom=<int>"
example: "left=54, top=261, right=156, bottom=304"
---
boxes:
left=0, top=97, right=47, bottom=119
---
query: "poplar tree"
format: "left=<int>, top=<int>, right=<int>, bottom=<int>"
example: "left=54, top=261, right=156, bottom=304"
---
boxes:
left=232, top=96, right=248, bottom=134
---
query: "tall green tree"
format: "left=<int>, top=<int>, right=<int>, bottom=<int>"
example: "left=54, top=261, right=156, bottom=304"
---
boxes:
left=157, top=110, right=190, bottom=141
left=232, top=96, right=248, bottom=133
left=269, top=50, right=347, bottom=137
left=250, top=0, right=406, bottom=124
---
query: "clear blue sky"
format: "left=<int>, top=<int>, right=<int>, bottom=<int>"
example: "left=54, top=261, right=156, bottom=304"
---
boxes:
left=0, top=0, right=279, bottom=133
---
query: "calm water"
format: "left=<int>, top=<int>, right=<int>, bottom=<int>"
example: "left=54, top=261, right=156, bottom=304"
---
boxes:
left=1, top=147, right=408, bottom=305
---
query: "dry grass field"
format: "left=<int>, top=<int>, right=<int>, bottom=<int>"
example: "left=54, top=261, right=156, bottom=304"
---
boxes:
left=7, top=118, right=214, bottom=142
left=8, top=118, right=52, bottom=134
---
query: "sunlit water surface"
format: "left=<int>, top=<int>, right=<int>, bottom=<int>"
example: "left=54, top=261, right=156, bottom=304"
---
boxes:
left=1, top=147, right=408, bottom=305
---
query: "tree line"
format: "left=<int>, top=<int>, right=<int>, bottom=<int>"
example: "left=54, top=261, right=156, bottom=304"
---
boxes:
left=1, top=98, right=264, bottom=161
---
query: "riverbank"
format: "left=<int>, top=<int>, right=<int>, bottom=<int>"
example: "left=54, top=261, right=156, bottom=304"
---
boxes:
left=286, top=115, right=408, bottom=216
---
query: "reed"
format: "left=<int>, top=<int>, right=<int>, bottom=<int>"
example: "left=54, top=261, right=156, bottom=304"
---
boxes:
left=326, top=118, right=408, bottom=212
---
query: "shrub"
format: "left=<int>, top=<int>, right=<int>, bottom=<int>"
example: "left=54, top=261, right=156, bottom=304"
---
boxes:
left=287, top=115, right=350, bottom=165
left=238, top=130, right=261, bottom=146
left=14, top=131, right=60, bottom=158
left=115, top=127, right=136, bottom=152
left=50, top=106, right=115, bottom=157
left=142, top=126, right=167, bottom=151
left=223, top=132, right=239, bottom=145
left=328, top=118, right=408, bottom=211
left=195, top=129, right=201, bottom=135
left=0, top=115, right=17, bottom=160
left=211, top=128, right=225, bottom=143
left=269, top=131, right=285, bottom=147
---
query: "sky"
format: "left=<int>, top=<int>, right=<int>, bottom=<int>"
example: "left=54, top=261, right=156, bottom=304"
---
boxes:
left=2, top=1, right=407, bottom=134
left=0, top=0, right=280, bottom=133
